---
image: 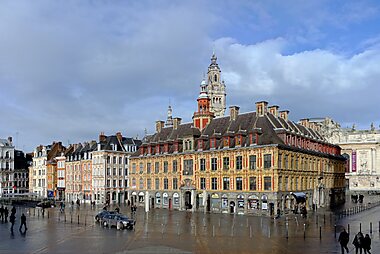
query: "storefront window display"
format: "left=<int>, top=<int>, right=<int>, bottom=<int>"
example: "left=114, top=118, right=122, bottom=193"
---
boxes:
left=248, top=195, right=259, bottom=209
left=237, top=194, right=245, bottom=208
left=211, top=193, right=220, bottom=211
left=155, top=192, right=161, bottom=205
left=173, top=192, right=179, bottom=205
left=163, top=192, right=168, bottom=205
left=261, top=195, right=268, bottom=210
left=138, top=192, right=144, bottom=203
left=221, top=194, right=228, bottom=209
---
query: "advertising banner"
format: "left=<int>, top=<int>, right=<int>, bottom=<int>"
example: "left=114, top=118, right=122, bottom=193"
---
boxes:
left=352, top=150, right=357, bottom=172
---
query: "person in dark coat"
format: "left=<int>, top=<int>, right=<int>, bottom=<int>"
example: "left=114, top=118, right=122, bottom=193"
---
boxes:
left=353, top=231, right=364, bottom=254
left=9, top=213, right=16, bottom=233
left=11, top=206, right=16, bottom=215
left=363, top=234, right=371, bottom=254
left=0, top=205, right=4, bottom=222
left=19, top=213, right=27, bottom=232
left=4, top=207, right=9, bottom=222
left=338, top=228, right=349, bottom=254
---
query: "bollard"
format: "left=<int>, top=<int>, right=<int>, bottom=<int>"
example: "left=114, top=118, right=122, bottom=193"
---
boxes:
left=303, top=223, right=306, bottom=239
left=319, top=226, right=322, bottom=240
left=334, top=224, right=337, bottom=238
left=286, top=222, right=289, bottom=239
left=78, top=215, right=79, bottom=225
left=370, top=222, right=372, bottom=234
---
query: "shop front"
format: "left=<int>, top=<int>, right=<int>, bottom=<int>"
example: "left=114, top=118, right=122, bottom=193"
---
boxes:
left=163, top=192, right=169, bottom=208
left=138, top=192, right=145, bottom=204
left=221, top=194, right=228, bottom=213
left=173, top=192, right=180, bottom=209
left=211, top=193, right=220, bottom=212
left=248, top=194, right=260, bottom=215
left=237, top=194, right=245, bottom=214
left=155, top=192, right=161, bottom=208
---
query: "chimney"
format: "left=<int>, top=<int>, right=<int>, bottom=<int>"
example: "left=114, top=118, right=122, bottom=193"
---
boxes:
left=299, top=119, right=310, bottom=128
left=173, top=117, right=182, bottom=130
left=255, top=101, right=268, bottom=117
left=229, top=106, right=240, bottom=121
left=99, top=132, right=106, bottom=142
left=156, top=120, right=165, bottom=133
left=116, top=132, right=122, bottom=141
left=279, top=110, right=289, bottom=121
left=7, top=137, right=12, bottom=145
left=268, top=105, right=279, bottom=117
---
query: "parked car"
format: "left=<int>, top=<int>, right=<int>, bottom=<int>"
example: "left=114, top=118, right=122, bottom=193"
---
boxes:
left=94, top=210, right=118, bottom=222
left=101, top=214, right=136, bottom=230
left=36, top=200, right=56, bottom=209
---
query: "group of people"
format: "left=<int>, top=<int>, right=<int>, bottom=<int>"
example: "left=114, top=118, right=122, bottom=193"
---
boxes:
left=1, top=205, right=27, bottom=234
left=339, top=229, right=371, bottom=254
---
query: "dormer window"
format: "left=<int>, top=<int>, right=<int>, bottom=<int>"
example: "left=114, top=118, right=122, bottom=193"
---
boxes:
left=223, top=137, right=229, bottom=147
left=164, top=144, right=169, bottom=153
left=198, top=140, right=203, bottom=150
left=249, top=134, right=257, bottom=145
left=210, top=138, right=216, bottom=149
left=184, top=139, right=193, bottom=151
left=156, top=145, right=160, bottom=154
left=174, top=142, right=179, bottom=152
left=235, top=135, right=242, bottom=146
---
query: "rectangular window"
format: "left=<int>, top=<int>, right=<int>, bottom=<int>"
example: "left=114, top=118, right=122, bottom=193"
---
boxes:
left=184, top=159, right=193, bottom=176
left=278, top=176, right=282, bottom=191
left=236, top=177, right=243, bottom=190
left=210, top=138, right=216, bottom=148
left=139, top=179, right=143, bottom=189
left=139, top=162, right=143, bottom=174
left=200, top=178, right=206, bottom=190
left=172, top=160, right=177, bottom=173
left=163, top=161, right=168, bottom=173
left=249, top=177, right=256, bottom=190
left=211, top=177, right=218, bottom=190
left=155, top=178, right=159, bottom=190
left=147, top=163, right=151, bottom=174
left=223, top=177, right=230, bottom=190
left=264, top=176, right=272, bottom=191
left=236, top=156, right=243, bottom=170
left=264, top=154, right=272, bottom=169
left=211, top=158, right=217, bottom=171
left=155, top=162, right=160, bottom=174
left=173, top=178, right=178, bottom=190
left=200, top=158, right=206, bottom=171
left=147, top=179, right=151, bottom=190
left=249, top=155, right=256, bottom=170
left=132, top=163, right=136, bottom=174
left=164, top=178, right=168, bottom=190
left=223, top=157, right=229, bottom=170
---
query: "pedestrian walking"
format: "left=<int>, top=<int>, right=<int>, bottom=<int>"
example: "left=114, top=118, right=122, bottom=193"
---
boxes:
left=19, top=213, right=27, bottom=232
left=363, top=234, right=371, bottom=254
left=4, top=207, right=9, bottom=222
left=338, top=228, right=349, bottom=254
left=9, top=213, right=15, bottom=233
left=0, top=205, right=4, bottom=222
left=11, top=206, right=16, bottom=216
left=353, top=231, right=364, bottom=254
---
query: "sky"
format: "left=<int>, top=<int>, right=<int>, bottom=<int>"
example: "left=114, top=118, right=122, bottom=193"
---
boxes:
left=1, top=0, right=380, bottom=152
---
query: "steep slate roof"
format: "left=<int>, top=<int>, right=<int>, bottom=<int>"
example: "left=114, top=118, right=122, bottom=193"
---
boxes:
left=134, top=108, right=342, bottom=159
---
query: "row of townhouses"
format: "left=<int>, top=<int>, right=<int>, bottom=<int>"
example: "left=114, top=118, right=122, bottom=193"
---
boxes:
left=28, top=133, right=141, bottom=204
left=3, top=54, right=379, bottom=217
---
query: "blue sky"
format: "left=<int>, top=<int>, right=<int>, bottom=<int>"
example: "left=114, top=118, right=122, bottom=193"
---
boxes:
left=1, top=0, right=380, bottom=151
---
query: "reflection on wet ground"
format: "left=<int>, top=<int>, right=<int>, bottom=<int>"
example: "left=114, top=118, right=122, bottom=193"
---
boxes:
left=0, top=203, right=379, bottom=253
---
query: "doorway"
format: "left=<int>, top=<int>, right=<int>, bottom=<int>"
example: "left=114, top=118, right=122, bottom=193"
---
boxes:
left=230, top=201, right=235, bottom=214
left=151, top=197, right=155, bottom=209
left=185, top=191, right=192, bottom=209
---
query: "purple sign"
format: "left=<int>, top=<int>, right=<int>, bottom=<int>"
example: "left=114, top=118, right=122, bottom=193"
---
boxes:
left=352, top=151, right=356, bottom=172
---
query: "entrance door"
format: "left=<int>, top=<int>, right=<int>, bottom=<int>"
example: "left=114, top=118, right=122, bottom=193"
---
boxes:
left=169, top=198, right=172, bottom=210
left=185, top=191, right=192, bottom=209
left=269, top=203, right=274, bottom=216
left=230, top=201, right=235, bottom=213
left=207, top=195, right=211, bottom=212
left=151, top=197, right=155, bottom=209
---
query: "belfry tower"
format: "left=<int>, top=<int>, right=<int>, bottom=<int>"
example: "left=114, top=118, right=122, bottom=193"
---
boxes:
left=205, top=53, right=226, bottom=117
left=193, top=82, right=214, bottom=130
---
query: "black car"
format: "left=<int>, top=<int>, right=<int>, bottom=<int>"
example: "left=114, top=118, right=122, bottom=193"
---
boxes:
left=36, top=200, right=56, bottom=209
left=94, top=210, right=118, bottom=222
left=101, top=214, right=136, bottom=230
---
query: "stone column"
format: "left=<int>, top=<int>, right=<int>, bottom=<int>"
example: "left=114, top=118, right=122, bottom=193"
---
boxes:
left=145, top=191, right=150, bottom=212
left=191, top=189, right=195, bottom=212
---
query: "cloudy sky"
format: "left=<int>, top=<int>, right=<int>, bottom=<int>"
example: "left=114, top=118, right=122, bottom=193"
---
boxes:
left=1, top=0, right=380, bottom=152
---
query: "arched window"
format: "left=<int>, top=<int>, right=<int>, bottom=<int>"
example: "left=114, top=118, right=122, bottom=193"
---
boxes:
left=214, top=74, right=217, bottom=82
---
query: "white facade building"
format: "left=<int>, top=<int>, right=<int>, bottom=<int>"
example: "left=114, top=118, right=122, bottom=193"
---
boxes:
left=0, top=137, right=15, bottom=196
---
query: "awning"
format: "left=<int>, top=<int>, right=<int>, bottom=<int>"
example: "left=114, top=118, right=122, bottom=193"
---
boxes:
left=291, top=192, right=306, bottom=203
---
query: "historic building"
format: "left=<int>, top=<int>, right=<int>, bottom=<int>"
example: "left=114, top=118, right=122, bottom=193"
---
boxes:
left=91, top=132, right=141, bottom=204
left=308, top=118, right=380, bottom=193
left=129, top=82, right=346, bottom=216
left=203, top=53, right=226, bottom=117
left=0, top=137, right=31, bottom=196
left=29, top=142, right=65, bottom=198
left=65, top=141, right=97, bottom=203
